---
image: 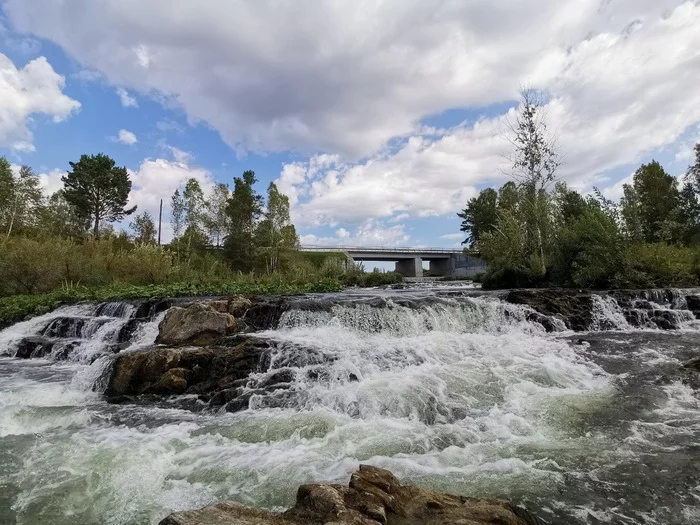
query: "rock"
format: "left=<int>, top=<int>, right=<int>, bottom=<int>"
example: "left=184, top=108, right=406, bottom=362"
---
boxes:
left=686, top=295, right=700, bottom=311
left=105, top=338, right=270, bottom=404
left=682, top=356, right=700, bottom=371
left=150, top=367, right=191, bottom=394
left=506, top=289, right=593, bottom=331
left=208, top=296, right=252, bottom=318
left=156, top=303, right=240, bottom=346
left=159, top=465, right=540, bottom=525
left=242, top=297, right=290, bottom=330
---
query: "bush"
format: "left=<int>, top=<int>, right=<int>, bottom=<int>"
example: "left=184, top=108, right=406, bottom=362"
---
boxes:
left=622, top=243, right=698, bottom=288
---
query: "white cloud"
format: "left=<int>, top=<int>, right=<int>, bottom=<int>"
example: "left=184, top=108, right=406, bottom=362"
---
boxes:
left=0, top=52, right=80, bottom=152
left=167, top=145, right=192, bottom=164
left=36, top=167, right=66, bottom=195
left=0, top=18, right=40, bottom=55
left=300, top=220, right=410, bottom=248
left=116, top=87, right=137, bottom=108
left=5, top=0, right=690, bottom=160
left=274, top=2, right=700, bottom=227
left=6, top=1, right=700, bottom=230
left=115, top=129, right=137, bottom=145
left=440, top=233, right=464, bottom=240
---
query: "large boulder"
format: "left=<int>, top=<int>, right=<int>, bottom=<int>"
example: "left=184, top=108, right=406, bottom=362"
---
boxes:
left=105, top=338, right=268, bottom=402
left=159, top=465, right=540, bottom=525
left=156, top=300, right=246, bottom=346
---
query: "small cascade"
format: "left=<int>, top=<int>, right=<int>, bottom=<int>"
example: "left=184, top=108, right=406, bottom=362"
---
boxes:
left=590, top=295, right=631, bottom=331
left=0, top=299, right=170, bottom=363
left=277, top=296, right=559, bottom=336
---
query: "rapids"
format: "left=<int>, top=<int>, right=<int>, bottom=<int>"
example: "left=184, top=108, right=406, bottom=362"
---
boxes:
left=0, top=284, right=699, bottom=524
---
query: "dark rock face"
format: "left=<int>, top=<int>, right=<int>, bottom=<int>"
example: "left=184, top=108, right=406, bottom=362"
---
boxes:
left=505, top=289, right=699, bottom=332
left=159, top=465, right=540, bottom=525
left=506, top=289, right=593, bottom=331
left=105, top=338, right=270, bottom=410
left=242, top=296, right=290, bottom=331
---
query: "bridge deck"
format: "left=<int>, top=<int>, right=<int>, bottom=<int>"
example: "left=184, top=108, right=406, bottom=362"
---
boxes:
left=300, top=245, right=477, bottom=260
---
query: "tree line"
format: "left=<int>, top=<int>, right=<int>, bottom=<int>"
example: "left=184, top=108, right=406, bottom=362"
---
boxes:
left=458, top=90, right=700, bottom=289
left=0, top=153, right=299, bottom=274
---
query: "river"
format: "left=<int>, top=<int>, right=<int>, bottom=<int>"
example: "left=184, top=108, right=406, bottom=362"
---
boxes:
left=1, top=284, right=699, bottom=524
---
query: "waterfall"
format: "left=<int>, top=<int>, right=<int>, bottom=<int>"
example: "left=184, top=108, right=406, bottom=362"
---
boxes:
left=0, top=299, right=167, bottom=363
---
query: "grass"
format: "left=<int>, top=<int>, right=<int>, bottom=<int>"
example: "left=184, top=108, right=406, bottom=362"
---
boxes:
left=0, top=279, right=344, bottom=326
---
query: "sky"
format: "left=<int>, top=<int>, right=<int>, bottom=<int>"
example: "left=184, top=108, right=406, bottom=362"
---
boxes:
left=1, top=0, right=700, bottom=250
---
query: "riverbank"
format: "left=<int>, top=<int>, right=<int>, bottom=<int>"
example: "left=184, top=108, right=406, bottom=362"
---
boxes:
left=0, top=280, right=344, bottom=328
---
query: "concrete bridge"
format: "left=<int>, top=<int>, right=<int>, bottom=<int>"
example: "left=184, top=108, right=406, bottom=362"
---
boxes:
left=299, top=246, right=486, bottom=278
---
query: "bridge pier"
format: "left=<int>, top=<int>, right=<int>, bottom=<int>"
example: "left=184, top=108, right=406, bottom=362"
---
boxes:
left=395, top=257, right=423, bottom=278
left=428, top=258, right=453, bottom=277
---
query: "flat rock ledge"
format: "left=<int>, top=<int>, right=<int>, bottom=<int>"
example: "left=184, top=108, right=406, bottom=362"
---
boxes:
left=159, top=465, right=540, bottom=525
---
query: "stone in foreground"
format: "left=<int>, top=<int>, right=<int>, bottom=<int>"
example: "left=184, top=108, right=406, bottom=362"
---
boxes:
left=159, top=465, right=540, bottom=525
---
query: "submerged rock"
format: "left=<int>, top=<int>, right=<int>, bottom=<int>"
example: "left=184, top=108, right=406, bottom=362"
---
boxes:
left=159, top=465, right=540, bottom=525
left=156, top=298, right=250, bottom=346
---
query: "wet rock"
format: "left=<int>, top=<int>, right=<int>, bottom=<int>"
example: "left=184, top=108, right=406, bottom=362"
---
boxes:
left=506, top=289, right=593, bottom=331
left=15, top=337, right=54, bottom=359
left=685, top=295, right=700, bottom=311
left=650, top=310, right=681, bottom=330
left=150, top=367, right=191, bottom=395
left=208, top=296, right=252, bottom=318
left=258, top=368, right=296, bottom=388
left=242, top=297, right=290, bottom=330
left=105, top=338, right=269, bottom=399
left=156, top=302, right=240, bottom=346
left=133, top=299, right=172, bottom=320
left=159, top=465, right=540, bottom=525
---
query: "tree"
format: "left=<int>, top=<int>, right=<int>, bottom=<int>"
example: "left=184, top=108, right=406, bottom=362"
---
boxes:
left=182, top=178, right=206, bottom=252
left=630, top=160, right=679, bottom=243
left=171, top=189, right=185, bottom=241
left=457, top=188, right=498, bottom=248
left=0, top=157, right=15, bottom=233
left=504, top=89, right=560, bottom=274
left=61, top=153, right=136, bottom=237
left=256, top=182, right=298, bottom=271
left=130, top=211, right=157, bottom=244
left=38, top=190, right=89, bottom=238
left=686, top=143, right=700, bottom=192
left=224, top=170, right=263, bottom=271
left=204, top=182, right=231, bottom=247
left=5, top=165, right=43, bottom=238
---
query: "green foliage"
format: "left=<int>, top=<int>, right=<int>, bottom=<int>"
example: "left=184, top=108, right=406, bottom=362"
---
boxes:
left=0, top=279, right=344, bottom=326
left=623, top=161, right=680, bottom=243
left=457, top=188, right=497, bottom=247
left=130, top=211, right=157, bottom=244
left=224, top=170, right=263, bottom=271
left=466, top=147, right=700, bottom=289
left=551, top=205, right=626, bottom=288
left=623, top=243, right=699, bottom=288
left=62, top=153, right=136, bottom=237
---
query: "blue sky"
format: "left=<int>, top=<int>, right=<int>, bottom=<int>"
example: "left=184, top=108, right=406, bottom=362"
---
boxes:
left=1, top=0, right=700, bottom=251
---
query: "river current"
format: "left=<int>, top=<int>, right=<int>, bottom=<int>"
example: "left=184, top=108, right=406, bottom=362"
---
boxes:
left=0, top=284, right=699, bottom=524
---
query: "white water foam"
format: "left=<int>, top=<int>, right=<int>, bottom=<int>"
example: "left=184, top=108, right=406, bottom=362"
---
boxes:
left=0, top=304, right=93, bottom=356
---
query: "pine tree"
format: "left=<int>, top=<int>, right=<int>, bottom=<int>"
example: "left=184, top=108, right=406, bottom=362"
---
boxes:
left=62, top=153, right=136, bottom=237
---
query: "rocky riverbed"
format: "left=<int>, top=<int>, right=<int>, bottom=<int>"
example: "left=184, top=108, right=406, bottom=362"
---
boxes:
left=1, top=284, right=699, bottom=524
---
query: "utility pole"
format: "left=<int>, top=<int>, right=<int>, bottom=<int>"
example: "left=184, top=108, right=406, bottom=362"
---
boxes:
left=157, top=199, right=163, bottom=246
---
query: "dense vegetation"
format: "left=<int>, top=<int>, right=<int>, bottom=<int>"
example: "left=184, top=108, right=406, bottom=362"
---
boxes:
left=0, top=155, right=400, bottom=324
left=458, top=91, right=700, bottom=289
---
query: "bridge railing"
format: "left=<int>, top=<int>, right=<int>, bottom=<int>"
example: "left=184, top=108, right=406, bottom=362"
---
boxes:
left=299, top=245, right=477, bottom=255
